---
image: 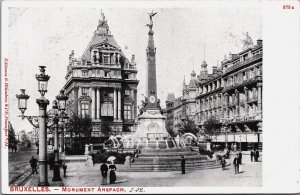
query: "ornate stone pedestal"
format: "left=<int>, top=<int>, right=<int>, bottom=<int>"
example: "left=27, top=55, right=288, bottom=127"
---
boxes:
left=135, top=109, right=169, bottom=139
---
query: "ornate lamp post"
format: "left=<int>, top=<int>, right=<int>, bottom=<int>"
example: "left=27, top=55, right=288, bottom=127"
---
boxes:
left=222, top=121, right=229, bottom=150
left=51, top=100, right=61, bottom=181
left=16, top=66, right=51, bottom=186
left=56, top=89, right=69, bottom=154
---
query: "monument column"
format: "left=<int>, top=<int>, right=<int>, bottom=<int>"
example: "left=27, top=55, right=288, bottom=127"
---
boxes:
left=97, top=88, right=101, bottom=119
left=113, top=88, right=117, bottom=120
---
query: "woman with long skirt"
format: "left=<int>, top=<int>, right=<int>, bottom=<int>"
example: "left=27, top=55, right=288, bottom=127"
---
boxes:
left=109, top=161, right=117, bottom=184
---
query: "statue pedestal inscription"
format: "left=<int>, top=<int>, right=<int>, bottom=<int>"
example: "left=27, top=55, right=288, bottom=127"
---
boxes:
left=134, top=109, right=169, bottom=140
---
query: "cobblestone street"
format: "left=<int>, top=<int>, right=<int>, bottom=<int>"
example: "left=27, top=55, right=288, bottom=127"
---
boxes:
left=9, top=144, right=38, bottom=185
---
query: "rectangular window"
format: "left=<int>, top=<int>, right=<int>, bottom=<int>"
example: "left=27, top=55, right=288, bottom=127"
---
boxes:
left=124, top=105, right=131, bottom=120
left=104, top=71, right=110, bottom=77
left=82, top=87, right=89, bottom=96
left=103, top=55, right=109, bottom=64
left=82, top=70, right=88, bottom=77
left=124, top=73, right=129, bottom=79
left=81, top=103, right=89, bottom=116
left=125, top=90, right=130, bottom=96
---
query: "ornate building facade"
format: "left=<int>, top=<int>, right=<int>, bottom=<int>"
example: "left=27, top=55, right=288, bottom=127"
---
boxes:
left=165, top=39, right=263, bottom=151
left=63, top=13, right=139, bottom=137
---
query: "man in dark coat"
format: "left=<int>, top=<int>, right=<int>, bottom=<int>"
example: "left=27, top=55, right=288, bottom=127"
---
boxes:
left=100, top=162, right=109, bottom=185
left=49, top=156, right=55, bottom=170
left=233, top=154, right=239, bottom=174
left=63, top=163, right=67, bottom=177
left=181, top=155, right=186, bottom=174
left=221, top=156, right=226, bottom=170
left=250, top=149, right=254, bottom=162
left=238, top=150, right=243, bottom=164
left=29, top=156, right=38, bottom=174
left=255, top=150, right=260, bottom=161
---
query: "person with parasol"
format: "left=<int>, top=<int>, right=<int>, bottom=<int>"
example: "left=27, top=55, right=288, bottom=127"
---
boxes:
left=107, top=156, right=117, bottom=184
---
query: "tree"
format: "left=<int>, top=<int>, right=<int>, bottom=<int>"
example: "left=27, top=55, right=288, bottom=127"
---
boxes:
left=21, top=133, right=30, bottom=143
left=202, top=117, right=221, bottom=140
left=66, top=113, right=93, bottom=150
left=166, top=119, right=176, bottom=137
left=176, top=116, right=199, bottom=136
left=8, top=122, right=17, bottom=148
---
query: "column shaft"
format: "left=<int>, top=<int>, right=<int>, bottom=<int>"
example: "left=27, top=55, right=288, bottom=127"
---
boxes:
left=134, top=90, right=137, bottom=120
left=37, top=100, right=49, bottom=186
left=113, top=88, right=117, bottom=120
left=236, top=90, right=240, bottom=117
left=91, top=88, right=95, bottom=119
left=78, top=87, right=81, bottom=114
left=118, top=89, right=122, bottom=121
left=74, top=87, right=78, bottom=115
left=257, top=83, right=262, bottom=115
left=97, top=88, right=101, bottom=119
left=244, top=87, right=248, bottom=116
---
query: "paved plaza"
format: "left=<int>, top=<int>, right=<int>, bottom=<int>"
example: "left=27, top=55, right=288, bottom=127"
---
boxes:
left=60, top=152, right=262, bottom=187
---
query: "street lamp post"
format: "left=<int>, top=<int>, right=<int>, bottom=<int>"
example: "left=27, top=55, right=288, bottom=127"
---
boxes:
left=16, top=66, right=51, bottom=186
left=222, top=121, right=229, bottom=150
left=51, top=100, right=61, bottom=181
left=56, top=89, right=69, bottom=154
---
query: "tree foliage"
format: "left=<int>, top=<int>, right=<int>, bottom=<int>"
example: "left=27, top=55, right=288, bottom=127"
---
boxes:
left=66, top=113, right=93, bottom=149
left=202, top=117, right=220, bottom=139
left=176, top=116, right=199, bottom=136
left=8, top=122, right=17, bottom=148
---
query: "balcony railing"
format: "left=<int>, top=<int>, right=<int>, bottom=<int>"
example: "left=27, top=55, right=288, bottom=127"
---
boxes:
left=124, top=119, right=135, bottom=123
left=225, top=53, right=262, bottom=74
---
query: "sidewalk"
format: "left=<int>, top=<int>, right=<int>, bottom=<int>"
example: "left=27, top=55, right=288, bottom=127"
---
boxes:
left=25, top=167, right=64, bottom=187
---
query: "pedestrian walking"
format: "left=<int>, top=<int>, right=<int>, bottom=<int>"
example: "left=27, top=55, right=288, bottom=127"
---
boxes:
left=91, top=153, right=95, bottom=167
left=238, top=150, right=242, bottom=164
left=109, top=161, right=117, bottom=184
left=37, top=148, right=39, bottom=155
left=233, top=143, right=237, bottom=152
left=226, top=150, right=230, bottom=159
left=250, top=149, right=254, bottom=162
left=29, top=156, right=38, bottom=174
left=255, top=149, right=260, bottom=161
left=100, top=162, right=109, bottom=185
left=63, top=163, right=67, bottom=177
left=221, top=156, right=226, bottom=170
left=233, top=154, right=239, bottom=174
left=231, top=143, right=234, bottom=151
left=181, top=155, right=186, bottom=174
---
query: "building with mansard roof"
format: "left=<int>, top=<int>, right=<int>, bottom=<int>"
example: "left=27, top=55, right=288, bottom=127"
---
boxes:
left=63, top=13, right=139, bottom=138
left=166, top=39, right=263, bottom=151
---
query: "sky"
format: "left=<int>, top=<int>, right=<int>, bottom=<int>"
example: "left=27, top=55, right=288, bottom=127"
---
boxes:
left=7, top=4, right=262, bottom=133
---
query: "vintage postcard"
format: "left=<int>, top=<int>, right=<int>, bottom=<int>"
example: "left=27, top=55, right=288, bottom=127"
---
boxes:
left=1, top=0, right=300, bottom=194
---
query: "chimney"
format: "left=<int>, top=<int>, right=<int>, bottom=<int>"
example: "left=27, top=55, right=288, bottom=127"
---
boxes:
left=257, top=39, right=262, bottom=45
left=212, top=66, right=217, bottom=74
